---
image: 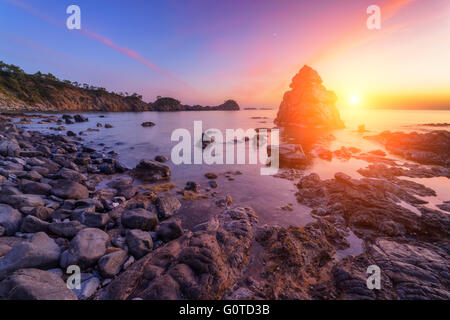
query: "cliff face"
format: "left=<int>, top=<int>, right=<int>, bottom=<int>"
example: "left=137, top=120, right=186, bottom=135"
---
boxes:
left=0, top=65, right=151, bottom=112
left=275, top=65, right=344, bottom=128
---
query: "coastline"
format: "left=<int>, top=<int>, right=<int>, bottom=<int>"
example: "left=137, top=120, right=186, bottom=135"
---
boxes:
left=0, top=111, right=448, bottom=300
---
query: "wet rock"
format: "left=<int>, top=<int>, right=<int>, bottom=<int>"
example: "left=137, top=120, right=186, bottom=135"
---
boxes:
left=208, top=180, right=218, bottom=189
left=121, top=208, right=158, bottom=231
left=49, top=221, right=86, bottom=238
left=50, top=179, right=89, bottom=200
left=269, top=144, right=308, bottom=167
left=126, top=229, right=153, bottom=259
left=185, top=181, right=199, bottom=192
left=131, top=159, right=171, bottom=182
left=0, top=269, right=77, bottom=300
left=204, top=172, right=218, bottom=179
left=141, top=122, right=155, bottom=127
left=156, top=220, right=183, bottom=242
left=155, top=197, right=181, bottom=220
left=97, top=207, right=257, bottom=300
left=154, top=155, right=168, bottom=163
left=73, top=211, right=110, bottom=228
left=5, top=194, right=45, bottom=209
left=20, top=215, right=49, bottom=233
left=437, top=201, right=450, bottom=212
left=29, top=206, right=53, bottom=221
left=366, top=130, right=450, bottom=166
left=60, top=228, right=109, bottom=269
left=0, top=232, right=61, bottom=280
left=98, top=250, right=128, bottom=278
left=21, top=181, right=52, bottom=195
left=0, top=139, right=21, bottom=157
left=116, top=185, right=138, bottom=200
left=73, top=276, right=100, bottom=300
left=334, top=172, right=352, bottom=183
left=0, top=204, right=22, bottom=236
left=57, top=167, right=87, bottom=183
left=74, top=115, right=88, bottom=122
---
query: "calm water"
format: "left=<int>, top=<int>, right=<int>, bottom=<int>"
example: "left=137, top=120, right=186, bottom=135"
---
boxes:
left=21, top=108, right=450, bottom=229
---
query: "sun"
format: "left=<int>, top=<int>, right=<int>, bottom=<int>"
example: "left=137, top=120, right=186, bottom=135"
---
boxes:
left=350, top=95, right=360, bottom=106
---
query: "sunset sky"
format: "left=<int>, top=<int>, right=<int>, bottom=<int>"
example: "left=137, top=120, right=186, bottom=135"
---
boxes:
left=1, top=0, right=449, bottom=108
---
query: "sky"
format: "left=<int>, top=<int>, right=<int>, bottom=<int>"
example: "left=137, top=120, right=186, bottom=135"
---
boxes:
left=0, top=0, right=449, bottom=108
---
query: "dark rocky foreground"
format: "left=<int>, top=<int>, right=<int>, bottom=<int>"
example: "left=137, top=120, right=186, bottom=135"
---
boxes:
left=0, top=113, right=449, bottom=300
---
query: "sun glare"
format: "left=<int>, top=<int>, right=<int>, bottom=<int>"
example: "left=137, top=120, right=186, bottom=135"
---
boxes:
left=350, top=95, right=360, bottom=106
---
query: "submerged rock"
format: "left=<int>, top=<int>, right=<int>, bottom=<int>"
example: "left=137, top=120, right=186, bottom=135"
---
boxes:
left=131, top=159, right=171, bottom=182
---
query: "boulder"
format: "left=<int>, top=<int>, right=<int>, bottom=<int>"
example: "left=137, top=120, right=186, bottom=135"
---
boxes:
left=121, top=208, right=158, bottom=231
left=74, top=115, right=88, bottom=122
left=0, top=232, right=61, bottom=280
left=155, top=197, right=181, bottom=220
left=0, top=269, right=77, bottom=300
left=20, top=215, right=49, bottom=233
left=4, top=194, right=45, bottom=209
left=60, top=228, right=109, bottom=269
left=141, top=122, right=155, bottom=127
left=49, top=221, right=86, bottom=238
left=57, top=168, right=87, bottom=183
left=156, top=220, right=183, bottom=242
left=275, top=65, right=345, bottom=128
left=125, top=229, right=153, bottom=259
left=98, top=250, right=128, bottom=278
left=0, top=139, right=21, bottom=157
left=73, top=276, right=100, bottom=300
left=0, top=204, right=22, bottom=236
left=131, top=159, right=170, bottom=182
left=50, top=179, right=89, bottom=200
left=21, top=181, right=52, bottom=195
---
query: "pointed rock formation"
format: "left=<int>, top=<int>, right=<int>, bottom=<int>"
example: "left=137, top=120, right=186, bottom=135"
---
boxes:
left=275, top=65, right=345, bottom=128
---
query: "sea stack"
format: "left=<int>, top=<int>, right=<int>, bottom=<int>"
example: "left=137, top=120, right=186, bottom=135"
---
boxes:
left=275, top=65, right=345, bottom=128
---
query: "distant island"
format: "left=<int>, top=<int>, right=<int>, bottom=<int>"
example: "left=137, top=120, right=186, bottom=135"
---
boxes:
left=0, top=61, right=239, bottom=112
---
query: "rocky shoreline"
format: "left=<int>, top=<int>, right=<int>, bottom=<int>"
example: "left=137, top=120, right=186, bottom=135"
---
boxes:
left=0, top=112, right=449, bottom=300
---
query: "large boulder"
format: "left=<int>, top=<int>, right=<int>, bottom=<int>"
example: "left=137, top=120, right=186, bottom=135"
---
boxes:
left=131, top=159, right=171, bottom=182
left=60, top=228, right=109, bottom=269
left=125, top=229, right=153, bottom=259
left=21, top=181, right=52, bottom=195
left=0, top=204, right=22, bottom=236
left=49, top=221, right=86, bottom=238
left=0, top=139, right=21, bottom=157
left=98, top=250, right=128, bottom=278
left=155, top=197, right=181, bottom=220
left=4, top=194, right=45, bottom=209
left=121, top=208, right=158, bottom=231
left=275, top=65, right=345, bottom=128
left=0, top=232, right=61, bottom=280
left=50, top=179, right=89, bottom=200
left=57, top=168, right=87, bottom=183
left=156, top=220, right=183, bottom=242
left=0, top=269, right=77, bottom=300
